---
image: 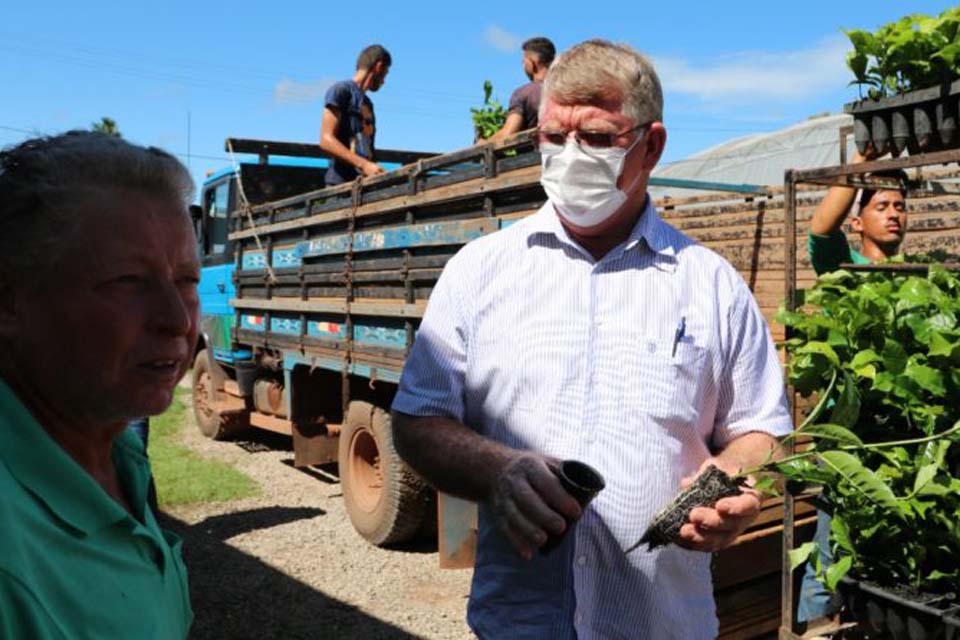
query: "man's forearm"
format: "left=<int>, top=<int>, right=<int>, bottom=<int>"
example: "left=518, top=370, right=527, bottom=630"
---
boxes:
left=319, top=132, right=367, bottom=171
left=713, top=431, right=779, bottom=476
left=392, top=412, right=515, bottom=502
left=809, top=185, right=857, bottom=235
left=488, top=113, right=523, bottom=142
left=810, top=152, right=869, bottom=235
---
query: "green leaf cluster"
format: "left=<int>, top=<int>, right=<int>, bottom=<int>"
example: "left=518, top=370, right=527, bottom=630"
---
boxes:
left=774, top=264, right=960, bottom=594
left=470, top=80, right=507, bottom=140
left=91, top=116, right=121, bottom=138
left=846, top=7, right=960, bottom=99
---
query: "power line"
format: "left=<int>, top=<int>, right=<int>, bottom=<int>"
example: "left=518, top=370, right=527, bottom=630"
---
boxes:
left=0, top=122, right=233, bottom=162
left=0, top=37, right=800, bottom=133
left=0, top=35, right=480, bottom=103
left=0, top=124, right=39, bottom=135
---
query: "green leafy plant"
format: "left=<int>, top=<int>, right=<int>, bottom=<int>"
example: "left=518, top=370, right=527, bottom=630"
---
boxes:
left=91, top=116, right=121, bottom=138
left=846, top=7, right=960, bottom=99
left=767, top=264, right=960, bottom=594
left=470, top=80, right=507, bottom=140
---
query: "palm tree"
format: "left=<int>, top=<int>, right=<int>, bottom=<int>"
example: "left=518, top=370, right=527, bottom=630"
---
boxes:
left=91, top=117, right=121, bottom=138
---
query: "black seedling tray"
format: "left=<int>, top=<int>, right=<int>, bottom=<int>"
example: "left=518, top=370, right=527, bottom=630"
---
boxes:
left=844, top=81, right=960, bottom=157
left=839, top=576, right=959, bottom=639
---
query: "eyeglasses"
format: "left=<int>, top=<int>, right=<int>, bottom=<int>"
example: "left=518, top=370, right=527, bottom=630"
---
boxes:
left=536, top=122, right=650, bottom=150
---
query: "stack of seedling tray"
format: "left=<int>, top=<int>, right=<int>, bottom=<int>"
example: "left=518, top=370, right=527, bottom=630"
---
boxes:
left=845, top=82, right=960, bottom=157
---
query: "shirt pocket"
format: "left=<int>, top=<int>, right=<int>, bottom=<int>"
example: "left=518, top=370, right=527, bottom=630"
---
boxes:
left=630, top=337, right=708, bottom=426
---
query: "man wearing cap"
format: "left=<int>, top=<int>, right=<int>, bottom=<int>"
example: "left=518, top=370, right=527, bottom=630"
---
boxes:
left=807, top=151, right=908, bottom=275
left=799, top=152, right=908, bottom=626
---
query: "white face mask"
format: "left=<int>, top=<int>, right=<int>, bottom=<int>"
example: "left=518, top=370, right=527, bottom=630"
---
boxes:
left=540, top=134, right=644, bottom=228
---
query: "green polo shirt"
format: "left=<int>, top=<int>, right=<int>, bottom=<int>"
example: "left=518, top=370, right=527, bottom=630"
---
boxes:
left=808, top=230, right=871, bottom=276
left=0, top=378, right=192, bottom=639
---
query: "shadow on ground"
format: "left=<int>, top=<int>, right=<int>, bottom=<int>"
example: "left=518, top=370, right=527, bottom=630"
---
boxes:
left=230, top=428, right=293, bottom=453
left=191, top=506, right=326, bottom=541
left=216, top=430, right=440, bottom=555
left=160, top=510, right=421, bottom=640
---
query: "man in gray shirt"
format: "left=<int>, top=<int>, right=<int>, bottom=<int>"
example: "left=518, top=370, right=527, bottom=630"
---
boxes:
left=488, top=37, right=555, bottom=140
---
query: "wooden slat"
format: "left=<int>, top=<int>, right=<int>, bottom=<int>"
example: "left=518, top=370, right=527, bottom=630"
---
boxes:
left=224, top=137, right=440, bottom=165
left=230, top=164, right=541, bottom=241
left=249, top=412, right=294, bottom=435
left=231, top=296, right=426, bottom=319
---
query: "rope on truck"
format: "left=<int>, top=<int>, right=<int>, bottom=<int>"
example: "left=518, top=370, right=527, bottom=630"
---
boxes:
left=225, top=138, right=278, bottom=285
left=340, top=178, right=362, bottom=404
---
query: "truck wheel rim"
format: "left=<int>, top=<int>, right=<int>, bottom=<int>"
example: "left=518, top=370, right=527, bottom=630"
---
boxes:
left=348, top=427, right=382, bottom=513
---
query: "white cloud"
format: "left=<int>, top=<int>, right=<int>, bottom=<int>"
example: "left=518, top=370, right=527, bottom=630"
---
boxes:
left=654, top=36, right=850, bottom=104
left=484, top=25, right=522, bottom=54
left=273, top=77, right=335, bottom=105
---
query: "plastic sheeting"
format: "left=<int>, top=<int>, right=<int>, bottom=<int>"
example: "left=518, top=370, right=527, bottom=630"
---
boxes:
left=651, top=114, right=854, bottom=198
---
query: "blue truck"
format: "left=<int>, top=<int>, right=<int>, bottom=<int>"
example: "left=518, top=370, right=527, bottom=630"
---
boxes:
left=191, top=136, right=530, bottom=548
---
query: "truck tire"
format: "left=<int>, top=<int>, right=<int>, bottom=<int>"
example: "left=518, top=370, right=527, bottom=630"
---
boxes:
left=191, top=349, right=246, bottom=440
left=339, top=401, right=432, bottom=546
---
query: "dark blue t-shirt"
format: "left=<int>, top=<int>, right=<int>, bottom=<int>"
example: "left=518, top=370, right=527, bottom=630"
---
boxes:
left=324, top=80, right=376, bottom=185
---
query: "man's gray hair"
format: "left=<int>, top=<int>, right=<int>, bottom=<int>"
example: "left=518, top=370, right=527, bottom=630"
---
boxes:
left=0, top=130, right=194, bottom=280
left=541, top=39, right=663, bottom=125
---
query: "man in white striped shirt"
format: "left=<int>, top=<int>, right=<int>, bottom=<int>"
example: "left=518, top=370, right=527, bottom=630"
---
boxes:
left=392, top=39, right=792, bottom=640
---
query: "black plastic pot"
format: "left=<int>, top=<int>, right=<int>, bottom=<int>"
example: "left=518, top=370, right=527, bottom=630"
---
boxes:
left=946, top=611, right=960, bottom=640
left=839, top=576, right=960, bottom=639
left=845, top=81, right=960, bottom=156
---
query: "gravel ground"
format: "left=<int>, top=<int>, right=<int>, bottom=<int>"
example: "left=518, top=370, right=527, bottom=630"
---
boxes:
left=161, top=398, right=474, bottom=640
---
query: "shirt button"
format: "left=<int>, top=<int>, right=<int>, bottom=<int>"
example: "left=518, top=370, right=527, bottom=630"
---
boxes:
left=647, top=341, right=656, bottom=353
left=576, top=612, right=584, bottom=624
left=577, top=555, right=587, bottom=566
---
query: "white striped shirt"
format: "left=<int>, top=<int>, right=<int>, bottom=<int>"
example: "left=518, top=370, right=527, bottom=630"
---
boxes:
left=393, top=198, right=793, bottom=640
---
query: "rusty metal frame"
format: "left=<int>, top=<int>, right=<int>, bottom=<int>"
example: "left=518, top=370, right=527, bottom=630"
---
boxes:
left=779, top=138, right=960, bottom=639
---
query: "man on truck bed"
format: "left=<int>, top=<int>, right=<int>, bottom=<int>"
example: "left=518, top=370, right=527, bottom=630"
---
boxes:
left=392, top=39, right=792, bottom=640
left=487, top=37, right=555, bottom=142
left=320, top=44, right=391, bottom=185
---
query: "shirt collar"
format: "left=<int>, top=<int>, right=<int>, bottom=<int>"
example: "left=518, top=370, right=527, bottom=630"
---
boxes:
left=526, top=196, right=678, bottom=260
left=0, top=377, right=142, bottom=536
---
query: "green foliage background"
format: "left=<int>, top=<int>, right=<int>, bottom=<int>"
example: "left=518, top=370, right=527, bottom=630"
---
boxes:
left=778, top=262, right=960, bottom=593
left=149, top=387, right=259, bottom=506
left=846, top=7, right=960, bottom=98
left=470, top=80, right=507, bottom=140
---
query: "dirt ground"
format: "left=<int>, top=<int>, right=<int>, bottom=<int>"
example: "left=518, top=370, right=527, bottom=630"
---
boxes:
left=161, top=402, right=474, bottom=640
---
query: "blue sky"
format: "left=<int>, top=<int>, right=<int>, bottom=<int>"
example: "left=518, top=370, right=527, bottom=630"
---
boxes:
left=0, top=1, right=954, bottom=199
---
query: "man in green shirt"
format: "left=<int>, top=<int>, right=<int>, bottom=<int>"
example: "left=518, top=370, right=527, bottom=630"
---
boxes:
left=799, top=151, right=908, bottom=626
left=807, top=151, right=908, bottom=275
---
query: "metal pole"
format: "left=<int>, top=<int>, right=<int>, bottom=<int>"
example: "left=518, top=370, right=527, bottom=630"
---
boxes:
left=779, top=169, right=799, bottom=640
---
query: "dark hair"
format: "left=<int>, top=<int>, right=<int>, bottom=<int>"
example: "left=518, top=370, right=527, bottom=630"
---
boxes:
left=522, top=37, right=556, bottom=67
left=0, top=130, right=194, bottom=278
left=857, top=169, right=908, bottom=213
left=356, top=44, right=392, bottom=71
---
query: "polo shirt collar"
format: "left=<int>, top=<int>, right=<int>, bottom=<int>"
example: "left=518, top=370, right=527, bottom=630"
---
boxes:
left=526, top=195, right=678, bottom=260
left=0, top=377, right=142, bottom=536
